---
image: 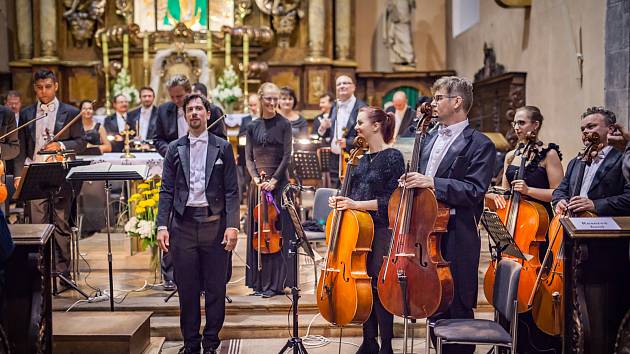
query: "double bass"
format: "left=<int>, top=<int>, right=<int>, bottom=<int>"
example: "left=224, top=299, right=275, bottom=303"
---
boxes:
left=483, top=135, right=550, bottom=313
left=316, top=137, right=374, bottom=326
left=377, top=103, right=453, bottom=320
left=528, top=132, right=602, bottom=336
left=252, top=171, right=282, bottom=271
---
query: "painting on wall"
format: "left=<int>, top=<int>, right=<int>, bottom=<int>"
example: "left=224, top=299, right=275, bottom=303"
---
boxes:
left=134, top=0, right=233, bottom=32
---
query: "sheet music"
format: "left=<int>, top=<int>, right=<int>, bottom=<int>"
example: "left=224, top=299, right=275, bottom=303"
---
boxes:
left=109, top=164, right=149, bottom=177
left=66, top=162, right=149, bottom=181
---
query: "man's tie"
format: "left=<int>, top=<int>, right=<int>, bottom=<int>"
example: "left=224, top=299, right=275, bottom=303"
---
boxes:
left=438, top=127, right=452, bottom=137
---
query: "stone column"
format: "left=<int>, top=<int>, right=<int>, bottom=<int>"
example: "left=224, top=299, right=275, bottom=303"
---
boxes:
left=15, top=0, right=33, bottom=59
left=305, top=0, right=327, bottom=62
left=605, top=0, right=629, bottom=125
left=39, top=0, right=58, bottom=59
left=335, top=0, right=351, bottom=61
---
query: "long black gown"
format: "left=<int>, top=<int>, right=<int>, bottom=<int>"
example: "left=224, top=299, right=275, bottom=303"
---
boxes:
left=347, top=148, right=405, bottom=345
left=505, top=143, right=562, bottom=354
left=245, top=113, right=295, bottom=294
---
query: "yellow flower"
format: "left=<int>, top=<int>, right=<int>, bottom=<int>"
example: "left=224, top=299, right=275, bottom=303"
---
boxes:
left=152, top=194, right=160, bottom=202
left=156, top=182, right=162, bottom=187
left=138, top=183, right=150, bottom=190
left=145, top=199, right=156, bottom=208
left=142, top=191, right=153, bottom=196
left=129, top=193, right=142, bottom=202
left=135, top=206, right=146, bottom=214
left=138, top=200, right=148, bottom=208
left=151, top=188, right=160, bottom=194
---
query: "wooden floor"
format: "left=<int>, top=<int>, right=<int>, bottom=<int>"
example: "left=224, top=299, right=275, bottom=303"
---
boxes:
left=52, top=215, right=496, bottom=353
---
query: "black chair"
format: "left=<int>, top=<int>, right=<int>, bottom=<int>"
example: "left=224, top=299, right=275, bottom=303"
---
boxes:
left=303, top=187, right=336, bottom=247
left=430, top=259, right=521, bottom=354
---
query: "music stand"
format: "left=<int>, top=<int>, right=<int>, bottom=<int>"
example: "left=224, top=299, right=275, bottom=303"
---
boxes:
left=480, top=210, right=528, bottom=261
left=14, top=162, right=90, bottom=299
left=67, top=162, right=148, bottom=311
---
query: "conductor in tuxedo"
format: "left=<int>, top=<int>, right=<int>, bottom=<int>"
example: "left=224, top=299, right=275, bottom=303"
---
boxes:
left=553, top=106, right=630, bottom=216
left=153, top=75, right=226, bottom=158
left=19, top=69, right=86, bottom=281
left=316, top=75, right=366, bottom=187
left=127, top=86, right=158, bottom=142
left=400, top=76, right=496, bottom=354
left=385, top=91, right=415, bottom=139
left=157, top=93, right=239, bottom=354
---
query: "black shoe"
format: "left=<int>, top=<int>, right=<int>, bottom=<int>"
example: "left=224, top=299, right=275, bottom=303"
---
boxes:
left=178, top=345, right=200, bottom=354
left=378, top=339, right=393, bottom=354
left=261, top=290, right=276, bottom=298
left=203, top=348, right=217, bottom=354
left=356, top=338, right=379, bottom=354
left=163, top=280, right=176, bottom=291
left=249, top=290, right=263, bottom=296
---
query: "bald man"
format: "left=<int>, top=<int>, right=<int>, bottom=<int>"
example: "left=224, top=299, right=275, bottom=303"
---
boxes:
left=317, top=75, right=366, bottom=187
left=385, top=91, right=415, bottom=139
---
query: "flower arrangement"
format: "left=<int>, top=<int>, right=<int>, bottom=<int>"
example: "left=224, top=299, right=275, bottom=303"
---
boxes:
left=211, top=65, right=243, bottom=111
left=124, top=175, right=161, bottom=251
left=112, top=68, right=140, bottom=105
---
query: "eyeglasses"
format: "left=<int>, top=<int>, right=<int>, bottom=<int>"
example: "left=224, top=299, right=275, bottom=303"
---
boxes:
left=432, top=95, right=458, bottom=102
left=261, top=96, right=279, bottom=102
left=511, top=120, right=528, bottom=127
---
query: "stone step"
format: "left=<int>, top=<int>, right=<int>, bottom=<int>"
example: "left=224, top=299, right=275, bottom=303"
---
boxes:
left=143, top=337, right=166, bottom=354
left=53, top=311, right=153, bottom=354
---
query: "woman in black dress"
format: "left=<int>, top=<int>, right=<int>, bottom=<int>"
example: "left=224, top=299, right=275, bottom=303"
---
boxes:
left=79, top=100, right=111, bottom=153
left=328, top=107, right=405, bottom=354
left=486, top=105, right=564, bottom=354
left=278, top=86, right=308, bottom=139
left=244, top=83, right=295, bottom=298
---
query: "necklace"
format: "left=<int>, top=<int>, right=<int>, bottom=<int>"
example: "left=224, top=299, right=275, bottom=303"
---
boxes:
left=366, top=148, right=386, bottom=163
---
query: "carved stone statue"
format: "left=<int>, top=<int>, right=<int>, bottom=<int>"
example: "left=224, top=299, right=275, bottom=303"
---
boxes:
left=63, top=0, right=106, bottom=48
left=256, top=0, right=303, bottom=48
left=383, top=0, right=416, bottom=67
left=474, top=43, right=506, bottom=81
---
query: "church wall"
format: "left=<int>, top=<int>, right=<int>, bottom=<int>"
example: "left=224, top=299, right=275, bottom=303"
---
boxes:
left=0, top=0, right=10, bottom=73
left=355, top=0, right=447, bottom=72
left=447, top=0, right=606, bottom=161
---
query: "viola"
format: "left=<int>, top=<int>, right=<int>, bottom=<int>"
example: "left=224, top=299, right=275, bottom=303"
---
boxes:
left=483, top=135, right=550, bottom=313
left=316, top=137, right=374, bottom=326
left=252, top=172, right=282, bottom=271
left=0, top=161, right=8, bottom=203
left=529, top=132, right=602, bottom=336
left=377, top=103, right=453, bottom=320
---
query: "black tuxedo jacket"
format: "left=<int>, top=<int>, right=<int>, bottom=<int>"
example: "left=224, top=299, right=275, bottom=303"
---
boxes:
left=157, top=133, right=239, bottom=230
left=320, top=98, right=366, bottom=153
left=0, top=106, right=19, bottom=161
left=386, top=106, right=416, bottom=138
left=103, top=113, right=130, bottom=152
left=418, top=125, right=496, bottom=309
left=127, top=106, right=158, bottom=140
left=18, top=101, right=86, bottom=162
left=552, top=148, right=630, bottom=216
left=152, top=102, right=226, bottom=157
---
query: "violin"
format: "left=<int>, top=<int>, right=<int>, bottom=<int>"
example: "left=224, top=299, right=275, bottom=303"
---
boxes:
left=377, top=102, right=453, bottom=320
left=252, top=171, right=282, bottom=271
left=483, top=134, right=550, bottom=313
left=529, top=132, right=602, bottom=336
left=0, top=161, right=7, bottom=203
left=316, top=137, right=374, bottom=326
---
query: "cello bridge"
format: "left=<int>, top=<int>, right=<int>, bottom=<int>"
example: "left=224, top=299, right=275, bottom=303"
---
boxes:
left=394, top=253, right=416, bottom=258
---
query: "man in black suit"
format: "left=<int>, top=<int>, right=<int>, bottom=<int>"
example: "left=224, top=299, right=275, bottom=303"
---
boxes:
left=401, top=76, right=496, bottom=354
left=3, top=91, right=22, bottom=177
left=157, top=93, right=239, bottom=354
left=152, top=75, right=226, bottom=158
left=385, top=91, right=415, bottom=139
left=553, top=107, right=630, bottom=216
left=103, top=94, right=130, bottom=152
left=316, top=75, right=366, bottom=187
left=312, top=92, right=334, bottom=142
left=127, top=86, right=158, bottom=142
left=19, top=69, right=86, bottom=283
left=0, top=106, right=19, bottom=169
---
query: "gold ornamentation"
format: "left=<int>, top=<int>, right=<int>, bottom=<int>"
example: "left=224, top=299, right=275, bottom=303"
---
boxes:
left=63, top=0, right=106, bottom=48
left=235, top=0, right=253, bottom=25
left=271, top=0, right=303, bottom=48
left=115, top=0, right=134, bottom=24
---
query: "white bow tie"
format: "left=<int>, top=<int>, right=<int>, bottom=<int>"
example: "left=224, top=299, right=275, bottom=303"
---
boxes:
left=39, top=102, right=55, bottom=113
left=438, top=127, right=452, bottom=137
left=189, top=135, right=208, bottom=145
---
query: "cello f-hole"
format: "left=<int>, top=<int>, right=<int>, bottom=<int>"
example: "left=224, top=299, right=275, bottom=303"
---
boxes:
left=415, top=242, right=428, bottom=267
left=341, top=261, right=349, bottom=282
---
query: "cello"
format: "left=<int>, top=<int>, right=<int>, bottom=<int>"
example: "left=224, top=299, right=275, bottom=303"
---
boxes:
left=528, top=132, right=602, bottom=336
left=316, top=137, right=374, bottom=326
left=252, top=171, right=282, bottom=271
left=482, top=134, right=550, bottom=313
left=377, top=102, right=453, bottom=321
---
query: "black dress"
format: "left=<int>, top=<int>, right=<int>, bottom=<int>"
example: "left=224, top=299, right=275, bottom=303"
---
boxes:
left=287, top=115, right=309, bottom=139
left=245, top=114, right=295, bottom=294
left=505, top=143, right=562, bottom=354
left=347, top=148, right=405, bottom=344
left=83, top=122, right=102, bottom=145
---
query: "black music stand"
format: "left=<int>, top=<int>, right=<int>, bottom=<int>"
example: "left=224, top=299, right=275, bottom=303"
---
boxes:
left=67, top=162, right=148, bottom=311
left=480, top=210, right=528, bottom=261
left=14, top=162, right=90, bottom=299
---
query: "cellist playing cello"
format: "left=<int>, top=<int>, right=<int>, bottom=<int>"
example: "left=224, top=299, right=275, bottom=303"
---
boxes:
left=400, top=76, right=495, bottom=354
left=328, top=107, right=404, bottom=354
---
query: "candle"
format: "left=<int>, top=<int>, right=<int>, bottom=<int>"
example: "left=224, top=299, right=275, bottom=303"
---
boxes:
left=206, top=30, right=212, bottom=65
left=143, top=32, right=149, bottom=64
left=123, top=33, right=129, bottom=71
left=225, top=31, right=231, bottom=67
left=243, top=32, right=249, bottom=99
left=102, top=33, right=109, bottom=68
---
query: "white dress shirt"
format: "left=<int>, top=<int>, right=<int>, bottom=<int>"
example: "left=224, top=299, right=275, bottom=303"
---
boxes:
left=579, top=145, right=612, bottom=197
left=186, top=131, right=209, bottom=207
left=425, top=119, right=469, bottom=177
left=115, top=112, right=128, bottom=132
left=331, top=95, right=357, bottom=154
left=139, top=107, right=152, bottom=140
left=177, top=107, right=188, bottom=138
left=33, top=98, right=59, bottom=163
left=393, top=107, right=406, bottom=138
